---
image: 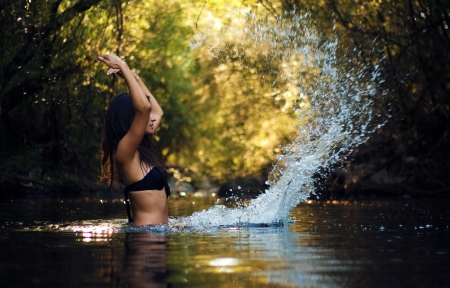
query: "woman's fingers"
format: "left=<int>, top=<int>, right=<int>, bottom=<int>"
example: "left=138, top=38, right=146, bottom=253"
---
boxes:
left=107, top=68, right=118, bottom=75
left=96, top=55, right=113, bottom=67
left=96, top=54, right=125, bottom=69
left=107, top=68, right=123, bottom=78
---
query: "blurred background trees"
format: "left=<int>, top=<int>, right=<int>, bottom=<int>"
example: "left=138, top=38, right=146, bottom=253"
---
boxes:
left=1, top=0, right=449, bottom=196
left=263, top=0, right=450, bottom=196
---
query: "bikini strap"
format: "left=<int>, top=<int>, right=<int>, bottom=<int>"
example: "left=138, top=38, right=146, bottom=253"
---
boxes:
left=124, top=188, right=133, bottom=223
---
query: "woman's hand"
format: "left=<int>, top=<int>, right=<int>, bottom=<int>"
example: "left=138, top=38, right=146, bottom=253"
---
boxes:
left=107, top=68, right=140, bottom=80
left=96, top=54, right=127, bottom=70
left=107, top=68, right=123, bottom=78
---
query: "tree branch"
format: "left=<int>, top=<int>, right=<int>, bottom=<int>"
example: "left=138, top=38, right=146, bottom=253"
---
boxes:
left=1, top=0, right=102, bottom=118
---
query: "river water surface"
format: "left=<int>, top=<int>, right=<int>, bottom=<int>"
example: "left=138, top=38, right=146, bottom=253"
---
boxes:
left=1, top=195, right=449, bottom=287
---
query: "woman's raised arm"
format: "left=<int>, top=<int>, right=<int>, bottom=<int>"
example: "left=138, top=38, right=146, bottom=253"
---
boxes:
left=97, top=54, right=151, bottom=163
left=134, top=74, right=164, bottom=132
left=107, top=68, right=164, bottom=132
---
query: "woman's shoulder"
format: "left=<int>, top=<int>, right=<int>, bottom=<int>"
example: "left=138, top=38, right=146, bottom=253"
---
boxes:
left=116, top=151, right=142, bottom=185
left=116, top=147, right=140, bottom=165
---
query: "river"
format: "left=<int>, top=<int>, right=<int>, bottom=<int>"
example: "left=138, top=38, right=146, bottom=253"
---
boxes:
left=1, top=195, right=449, bottom=287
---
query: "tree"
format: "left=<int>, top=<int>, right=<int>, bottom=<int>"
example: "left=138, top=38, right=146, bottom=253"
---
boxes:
left=258, top=0, right=450, bottom=195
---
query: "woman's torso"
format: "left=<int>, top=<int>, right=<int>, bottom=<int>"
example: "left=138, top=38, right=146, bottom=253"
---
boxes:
left=128, top=189, right=168, bottom=226
left=119, top=153, right=169, bottom=226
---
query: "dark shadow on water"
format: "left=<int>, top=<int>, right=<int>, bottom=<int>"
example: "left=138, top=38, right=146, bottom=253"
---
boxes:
left=120, top=233, right=169, bottom=288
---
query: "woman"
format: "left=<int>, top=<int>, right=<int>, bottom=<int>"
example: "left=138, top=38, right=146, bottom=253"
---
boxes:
left=98, top=53, right=169, bottom=226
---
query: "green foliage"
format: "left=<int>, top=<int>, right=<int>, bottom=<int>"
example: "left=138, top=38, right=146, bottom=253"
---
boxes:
left=5, top=0, right=447, bottom=193
left=2, top=0, right=289, bottom=186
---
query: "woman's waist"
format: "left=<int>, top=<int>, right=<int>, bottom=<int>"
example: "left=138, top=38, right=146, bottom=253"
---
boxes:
left=131, top=207, right=169, bottom=226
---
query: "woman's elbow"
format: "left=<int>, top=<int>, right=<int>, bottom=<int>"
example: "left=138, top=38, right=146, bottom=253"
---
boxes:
left=137, top=101, right=152, bottom=113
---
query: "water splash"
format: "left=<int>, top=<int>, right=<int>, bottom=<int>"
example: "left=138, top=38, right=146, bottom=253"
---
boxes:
left=178, top=11, right=387, bottom=227
left=38, top=11, right=386, bottom=233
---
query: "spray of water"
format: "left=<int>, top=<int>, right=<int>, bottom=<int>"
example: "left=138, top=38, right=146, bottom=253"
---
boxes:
left=169, top=11, right=386, bottom=228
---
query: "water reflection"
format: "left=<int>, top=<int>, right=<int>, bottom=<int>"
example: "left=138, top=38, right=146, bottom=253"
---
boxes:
left=121, top=233, right=169, bottom=288
left=0, top=197, right=449, bottom=287
left=165, top=224, right=356, bottom=287
left=71, top=221, right=119, bottom=242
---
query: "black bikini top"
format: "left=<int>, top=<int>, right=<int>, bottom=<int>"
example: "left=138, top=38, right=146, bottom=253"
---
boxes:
left=123, top=166, right=170, bottom=223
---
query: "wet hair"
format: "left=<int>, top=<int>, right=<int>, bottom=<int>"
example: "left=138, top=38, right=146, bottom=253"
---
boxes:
left=100, top=93, right=165, bottom=187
